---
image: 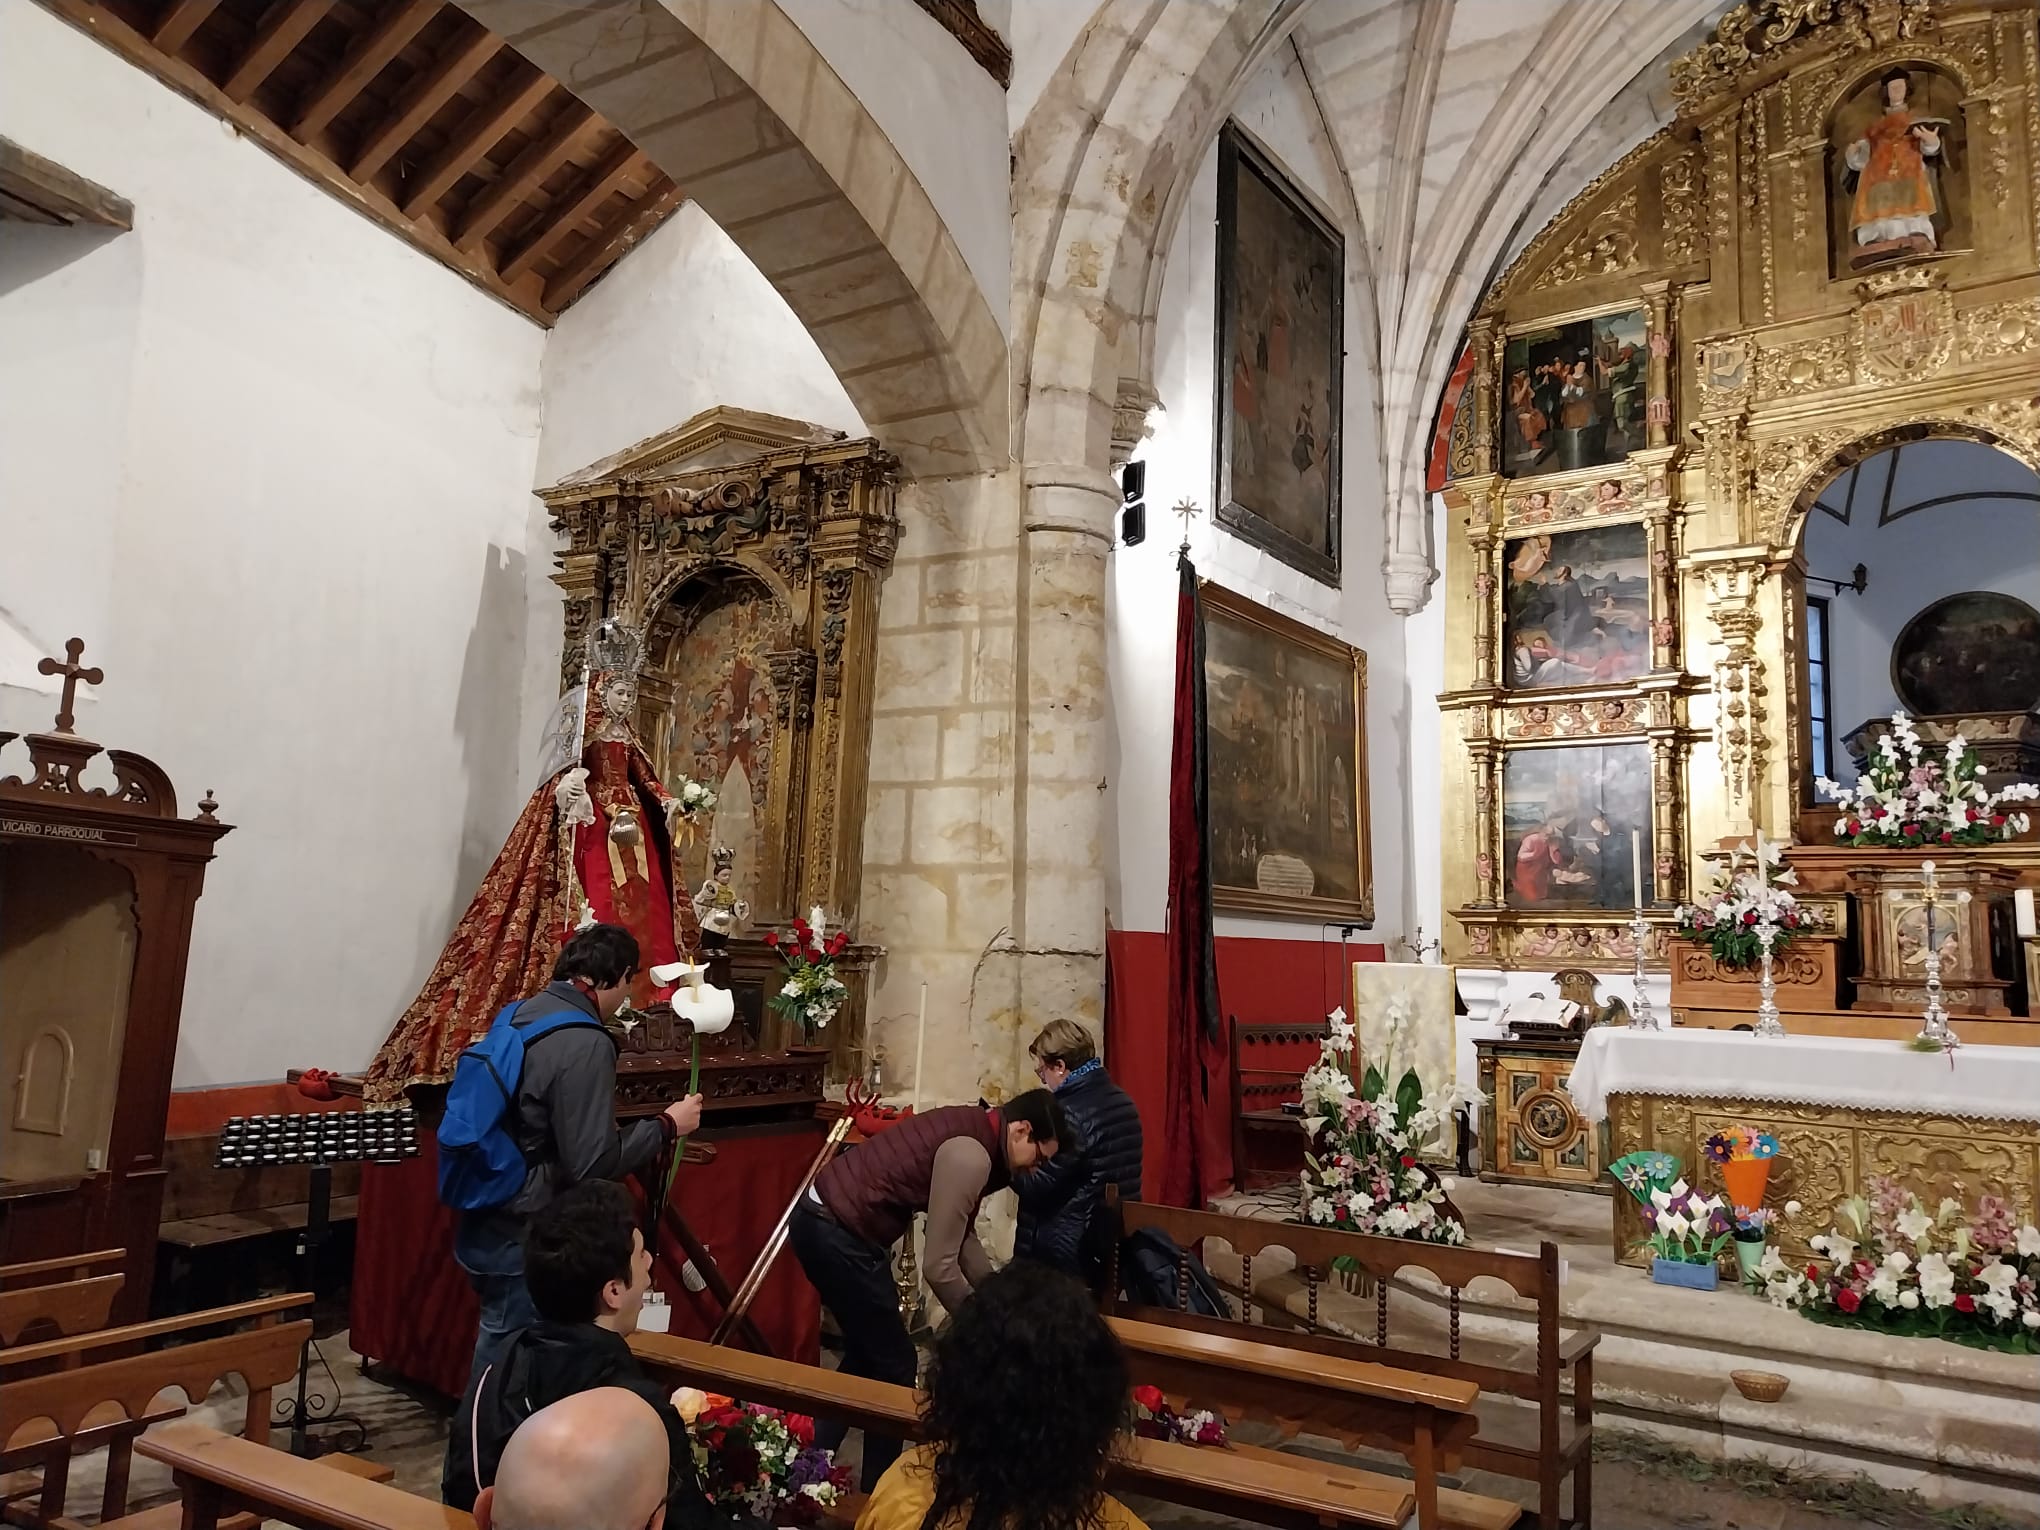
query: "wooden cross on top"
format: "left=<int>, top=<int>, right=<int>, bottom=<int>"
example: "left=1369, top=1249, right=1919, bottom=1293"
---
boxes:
left=39, top=637, right=102, bottom=736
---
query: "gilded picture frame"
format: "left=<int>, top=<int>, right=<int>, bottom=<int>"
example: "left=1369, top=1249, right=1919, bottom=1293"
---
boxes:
left=1201, top=581, right=1372, bottom=922
left=1214, top=125, right=1345, bottom=586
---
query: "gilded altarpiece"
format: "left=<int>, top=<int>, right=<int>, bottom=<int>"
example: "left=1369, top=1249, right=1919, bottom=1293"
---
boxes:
left=540, top=409, right=899, bottom=1069
left=1441, top=0, right=2040, bottom=976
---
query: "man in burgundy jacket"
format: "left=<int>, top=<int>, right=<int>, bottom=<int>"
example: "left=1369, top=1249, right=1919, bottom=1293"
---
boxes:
left=789, top=1089, right=1070, bottom=1488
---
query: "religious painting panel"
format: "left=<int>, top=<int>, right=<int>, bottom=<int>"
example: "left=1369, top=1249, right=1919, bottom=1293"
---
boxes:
left=655, top=573, right=791, bottom=893
left=1501, top=306, right=1648, bottom=478
left=1829, top=66, right=1967, bottom=277
left=1502, top=521, right=1650, bottom=689
left=1215, top=125, right=1344, bottom=586
left=1502, top=743, right=1652, bottom=911
left=1202, top=583, right=1371, bottom=921
left=1892, top=592, right=2040, bottom=717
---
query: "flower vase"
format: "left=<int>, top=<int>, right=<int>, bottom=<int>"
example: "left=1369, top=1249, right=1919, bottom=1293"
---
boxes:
left=1718, top=1156, right=1770, bottom=1216
left=1650, top=1256, right=1720, bottom=1291
left=1752, top=945, right=1786, bottom=1037
left=1733, top=1236, right=1767, bottom=1286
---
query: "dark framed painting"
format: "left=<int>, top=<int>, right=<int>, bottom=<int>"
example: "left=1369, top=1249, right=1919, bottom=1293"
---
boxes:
left=1201, top=582, right=1372, bottom=922
left=1215, top=125, right=1344, bottom=586
left=1502, top=522, right=1650, bottom=689
left=1501, top=306, right=1648, bottom=478
left=1892, top=592, right=2040, bottom=716
left=1502, top=743, right=1652, bottom=911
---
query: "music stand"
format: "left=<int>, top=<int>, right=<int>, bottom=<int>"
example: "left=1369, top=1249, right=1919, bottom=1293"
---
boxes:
left=213, top=1109, right=419, bottom=1458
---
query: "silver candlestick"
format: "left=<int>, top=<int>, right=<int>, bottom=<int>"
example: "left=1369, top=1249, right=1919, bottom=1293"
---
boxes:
left=1907, top=859, right=1967, bottom=1051
left=1629, top=913, right=1663, bottom=1030
left=1753, top=936, right=1785, bottom=1037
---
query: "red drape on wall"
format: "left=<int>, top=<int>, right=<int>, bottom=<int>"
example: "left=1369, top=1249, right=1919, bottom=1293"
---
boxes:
left=1159, top=553, right=1229, bottom=1207
left=1107, top=932, right=1386, bottom=1204
left=350, top=1123, right=823, bottom=1397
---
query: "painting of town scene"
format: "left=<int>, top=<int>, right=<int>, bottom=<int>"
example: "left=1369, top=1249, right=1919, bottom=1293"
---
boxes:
left=1503, top=743, right=1652, bottom=910
left=1501, top=307, right=1649, bottom=477
left=1215, top=126, right=1344, bottom=585
left=1503, top=522, right=1650, bottom=689
left=1202, top=585, right=1371, bottom=920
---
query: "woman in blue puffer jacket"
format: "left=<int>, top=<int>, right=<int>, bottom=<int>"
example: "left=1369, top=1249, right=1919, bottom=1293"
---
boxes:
left=1013, top=1019, right=1144, bottom=1288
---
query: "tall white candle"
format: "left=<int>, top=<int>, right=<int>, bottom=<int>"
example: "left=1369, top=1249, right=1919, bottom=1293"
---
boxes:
left=2017, top=888, right=2036, bottom=940
left=1630, top=829, right=1642, bottom=911
left=911, top=982, right=928, bottom=1113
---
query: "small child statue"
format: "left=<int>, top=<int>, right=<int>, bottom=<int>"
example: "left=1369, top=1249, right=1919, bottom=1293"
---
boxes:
left=692, top=844, right=750, bottom=951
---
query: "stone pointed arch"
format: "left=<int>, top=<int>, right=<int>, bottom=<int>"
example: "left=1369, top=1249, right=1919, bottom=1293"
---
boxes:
left=1011, top=0, right=1314, bottom=484
left=459, top=0, right=1007, bottom=480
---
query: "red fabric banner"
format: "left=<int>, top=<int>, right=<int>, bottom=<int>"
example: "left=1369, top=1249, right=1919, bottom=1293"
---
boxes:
left=1159, top=555, right=1231, bottom=1207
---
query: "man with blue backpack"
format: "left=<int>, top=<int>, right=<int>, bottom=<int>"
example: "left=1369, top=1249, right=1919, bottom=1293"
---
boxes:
left=437, top=922, right=702, bottom=1397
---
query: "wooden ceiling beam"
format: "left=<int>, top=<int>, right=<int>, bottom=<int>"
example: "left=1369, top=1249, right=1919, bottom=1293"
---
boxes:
left=0, top=136, right=134, bottom=228
left=543, top=174, right=684, bottom=312
left=348, top=24, right=497, bottom=182
left=151, top=0, right=223, bottom=53
left=291, top=0, right=435, bottom=138
left=36, top=0, right=546, bottom=323
left=224, top=0, right=336, bottom=103
left=400, top=69, right=551, bottom=217
left=454, top=100, right=594, bottom=249
left=499, top=138, right=642, bottom=284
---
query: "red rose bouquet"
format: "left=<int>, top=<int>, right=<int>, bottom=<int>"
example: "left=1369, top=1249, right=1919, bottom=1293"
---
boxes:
left=764, top=905, right=851, bottom=1040
left=1130, top=1385, right=1227, bottom=1447
left=674, top=1390, right=848, bottom=1523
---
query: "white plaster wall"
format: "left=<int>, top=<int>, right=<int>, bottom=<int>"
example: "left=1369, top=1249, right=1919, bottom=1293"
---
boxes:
left=1106, top=50, right=1415, bottom=949
left=524, top=204, right=868, bottom=787
left=778, top=0, right=1012, bottom=332
left=1803, top=450, right=2040, bottom=783
left=0, top=2, right=546, bottom=1089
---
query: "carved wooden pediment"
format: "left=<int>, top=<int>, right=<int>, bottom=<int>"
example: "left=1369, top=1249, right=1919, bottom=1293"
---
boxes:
left=548, top=407, right=848, bottom=491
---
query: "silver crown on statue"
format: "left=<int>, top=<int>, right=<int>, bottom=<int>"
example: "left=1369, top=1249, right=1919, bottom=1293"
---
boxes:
left=590, top=617, right=645, bottom=679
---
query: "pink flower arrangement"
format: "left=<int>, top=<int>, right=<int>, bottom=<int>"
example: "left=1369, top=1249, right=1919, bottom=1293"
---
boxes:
left=1819, top=711, right=2036, bottom=849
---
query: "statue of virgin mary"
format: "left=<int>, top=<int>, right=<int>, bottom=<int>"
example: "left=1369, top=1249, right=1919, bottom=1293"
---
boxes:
left=363, top=620, right=704, bottom=1103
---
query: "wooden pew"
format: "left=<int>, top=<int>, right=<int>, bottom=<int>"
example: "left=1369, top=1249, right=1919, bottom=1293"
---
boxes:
left=1110, top=1196, right=1593, bottom=1529
left=630, top=1329, right=1422, bottom=1529
left=139, top=1424, right=468, bottom=1530
left=1106, top=1314, right=1485, bottom=1530
left=139, top=1423, right=857, bottom=1530
left=0, top=1252, right=126, bottom=1288
left=0, top=1294, right=311, bottom=1530
left=0, top=1277, right=125, bottom=1347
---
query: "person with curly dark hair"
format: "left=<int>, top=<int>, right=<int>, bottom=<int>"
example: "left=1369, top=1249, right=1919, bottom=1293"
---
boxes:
left=855, top=1261, right=1149, bottom=1530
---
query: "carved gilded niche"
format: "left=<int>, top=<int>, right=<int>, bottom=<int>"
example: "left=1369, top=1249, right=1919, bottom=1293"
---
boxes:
left=538, top=407, right=900, bottom=928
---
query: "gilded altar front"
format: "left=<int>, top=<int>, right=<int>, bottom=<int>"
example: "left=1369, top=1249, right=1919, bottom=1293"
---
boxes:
left=1438, top=0, right=2040, bottom=976
left=1607, top=1091, right=2040, bottom=1268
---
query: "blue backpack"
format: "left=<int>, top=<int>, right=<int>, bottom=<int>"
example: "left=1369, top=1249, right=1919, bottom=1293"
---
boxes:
left=437, top=1000, right=604, bottom=1212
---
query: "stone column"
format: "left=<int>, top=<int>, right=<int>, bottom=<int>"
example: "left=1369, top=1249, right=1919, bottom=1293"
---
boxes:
left=1009, top=463, right=1118, bottom=1068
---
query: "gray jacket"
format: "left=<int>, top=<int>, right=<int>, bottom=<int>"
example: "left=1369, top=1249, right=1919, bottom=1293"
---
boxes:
left=458, top=982, right=669, bottom=1260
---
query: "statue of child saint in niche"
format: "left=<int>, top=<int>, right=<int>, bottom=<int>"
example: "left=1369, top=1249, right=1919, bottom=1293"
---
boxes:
left=1842, top=68, right=1947, bottom=267
left=692, top=844, right=750, bottom=951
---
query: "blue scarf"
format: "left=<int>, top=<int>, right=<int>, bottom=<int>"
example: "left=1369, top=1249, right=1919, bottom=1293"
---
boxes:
left=1057, top=1058, right=1104, bottom=1091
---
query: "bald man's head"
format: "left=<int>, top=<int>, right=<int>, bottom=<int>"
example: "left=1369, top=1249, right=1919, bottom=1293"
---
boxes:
left=474, top=1388, right=669, bottom=1530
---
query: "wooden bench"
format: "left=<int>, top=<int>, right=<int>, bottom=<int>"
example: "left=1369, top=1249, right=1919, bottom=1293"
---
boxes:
left=1110, top=1197, right=1595, bottom=1529
left=140, top=1424, right=468, bottom=1530
left=629, top=1329, right=1422, bottom=1529
left=139, top=1422, right=850, bottom=1530
left=0, top=1278, right=125, bottom=1348
left=1107, top=1313, right=1486, bottom=1530
left=0, top=1293, right=313, bottom=1530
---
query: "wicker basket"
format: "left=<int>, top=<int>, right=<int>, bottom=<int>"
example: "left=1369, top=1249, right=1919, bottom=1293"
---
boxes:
left=1730, top=1369, right=1790, bottom=1402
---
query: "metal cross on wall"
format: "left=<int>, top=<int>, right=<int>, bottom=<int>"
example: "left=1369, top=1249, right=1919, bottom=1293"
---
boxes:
left=38, top=637, right=102, bottom=736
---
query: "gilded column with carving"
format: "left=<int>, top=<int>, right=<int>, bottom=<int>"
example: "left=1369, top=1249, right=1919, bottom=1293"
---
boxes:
left=1643, top=280, right=1674, bottom=449
left=1466, top=318, right=1500, bottom=478
left=1470, top=735, right=1500, bottom=908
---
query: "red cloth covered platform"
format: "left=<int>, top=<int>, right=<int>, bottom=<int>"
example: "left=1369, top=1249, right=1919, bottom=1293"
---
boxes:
left=350, top=1123, right=823, bottom=1397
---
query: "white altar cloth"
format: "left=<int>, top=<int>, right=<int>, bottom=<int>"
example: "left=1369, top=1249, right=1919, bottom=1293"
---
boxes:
left=1565, top=1028, right=2040, bottom=1125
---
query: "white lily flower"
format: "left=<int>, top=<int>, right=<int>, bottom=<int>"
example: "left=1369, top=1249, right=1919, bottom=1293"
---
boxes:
left=2017, top=1226, right=2040, bottom=1258
left=1895, top=1204, right=1933, bottom=1244
left=1669, top=1178, right=1690, bottom=1199
left=1650, top=1187, right=1673, bottom=1211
